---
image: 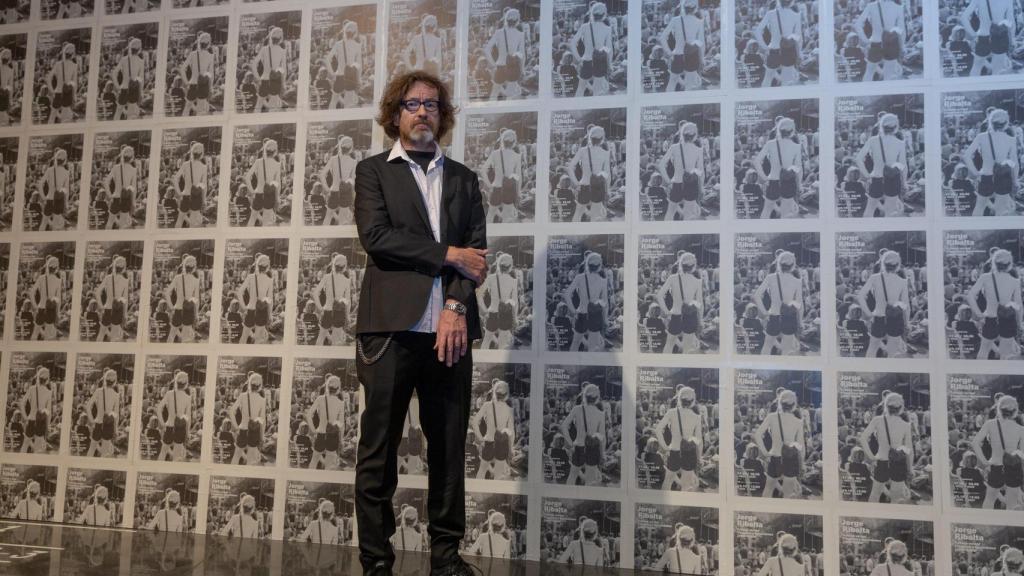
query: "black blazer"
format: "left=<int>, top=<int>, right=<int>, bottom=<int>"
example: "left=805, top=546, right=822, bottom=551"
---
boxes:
left=354, top=149, right=487, bottom=339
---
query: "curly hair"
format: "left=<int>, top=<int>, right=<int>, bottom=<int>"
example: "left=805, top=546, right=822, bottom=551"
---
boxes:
left=376, top=70, right=458, bottom=142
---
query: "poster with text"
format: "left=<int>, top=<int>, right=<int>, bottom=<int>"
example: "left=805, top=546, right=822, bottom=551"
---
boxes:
left=288, top=357, right=360, bottom=471
left=835, top=0, right=925, bottom=82
left=467, top=0, right=539, bottom=101
left=735, top=0, right=819, bottom=88
left=69, top=352, right=134, bottom=459
left=461, top=491, right=528, bottom=559
left=24, top=133, right=83, bottom=231
left=640, top=103, right=721, bottom=221
left=139, top=354, right=207, bottom=463
left=32, top=28, right=91, bottom=124
left=310, top=5, right=377, bottom=110
left=134, top=472, right=199, bottom=532
left=0, top=464, right=57, bottom=521
left=221, top=237, right=288, bottom=344
left=302, top=119, right=372, bottom=227
left=97, top=22, right=158, bottom=121
left=3, top=352, right=66, bottom=455
left=165, top=16, right=229, bottom=117
left=229, top=123, right=296, bottom=227
left=549, top=107, right=626, bottom=223
left=475, top=236, right=533, bottom=350
left=213, top=355, right=282, bottom=467
left=734, top=510, right=824, bottom=576
left=634, top=503, right=718, bottom=574
left=387, top=0, right=457, bottom=86
left=641, top=0, right=721, bottom=93
left=206, top=475, right=274, bottom=539
left=64, top=468, right=126, bottom=527
left=149, top=239, right=214, bottom=344
left=235, top=11, right=301, bottom=114
left=467, top=362, right=530, bottom=480
left=465, top=111, right=538, bottom=223
left=158, top=126, right=222, bottom=228
left=552, top=0, right=627, bottom=97
left=15, top=241, right=76, bottom=341
left=80, top=240, right=143, bottom=342
left=295, top=237, right=364, bottom=346
left=546, top=234, right=625, bottom=352
left=283, top=480, right=355, bottom=544
left=839, top=516, right=934, bottom=576
left=540, top=497, right=620, bottom=566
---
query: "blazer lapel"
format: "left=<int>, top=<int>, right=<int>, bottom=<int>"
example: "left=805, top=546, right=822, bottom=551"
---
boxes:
left=440, top=162, right=457, bottom=244
left=390, top=158, right=432, bottom=233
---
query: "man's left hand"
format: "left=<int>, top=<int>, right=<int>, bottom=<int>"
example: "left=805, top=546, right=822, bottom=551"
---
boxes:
left=434, top=300, right=468, bottom=367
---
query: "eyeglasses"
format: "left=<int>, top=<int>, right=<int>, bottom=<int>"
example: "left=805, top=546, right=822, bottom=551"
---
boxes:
left=400, top=98, right=440, bottom=113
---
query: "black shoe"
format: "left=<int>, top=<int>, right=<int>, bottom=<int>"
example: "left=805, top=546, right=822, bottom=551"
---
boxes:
left=431, top=555, right=482, bottom=576
left=364, top=560, right=393, bottom=576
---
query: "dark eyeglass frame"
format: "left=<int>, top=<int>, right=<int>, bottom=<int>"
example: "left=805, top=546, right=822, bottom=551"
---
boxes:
left=400, top=98, right=440, bottom=113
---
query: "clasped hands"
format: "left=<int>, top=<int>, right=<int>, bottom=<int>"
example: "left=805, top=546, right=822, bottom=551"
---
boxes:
left=434, top=246, right=488, bottom=367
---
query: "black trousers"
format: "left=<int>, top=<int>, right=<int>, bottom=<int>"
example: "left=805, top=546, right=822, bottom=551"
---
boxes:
left=355, top=330, right=472, bottom=570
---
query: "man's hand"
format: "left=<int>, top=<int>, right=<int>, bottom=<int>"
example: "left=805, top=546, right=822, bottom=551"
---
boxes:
left=434, top=299, right=468, bottom=367
left=445, top=246, right=488, bottom=284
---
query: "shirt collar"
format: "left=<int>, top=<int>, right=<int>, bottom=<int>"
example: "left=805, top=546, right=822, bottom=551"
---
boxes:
left=387, top=139, right=444, bottom=170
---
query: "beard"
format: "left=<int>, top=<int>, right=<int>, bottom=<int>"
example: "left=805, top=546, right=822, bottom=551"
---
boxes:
left=406, top=123, right=436, bottom=146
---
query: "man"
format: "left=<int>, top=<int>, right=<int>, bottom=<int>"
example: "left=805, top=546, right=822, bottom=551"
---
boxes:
left=313, top=253, right=352, bottom=345
left=477, top=251, right=518, bottom=349
left=20, top=366, right=53, bottom=454
left=222, top=493, right=259, bottom=538
left=652, top=523, right=702, bottom=573
left=31, top=255, right=63, bottom=341
left=79, top=485, right=113, bottom=527
left=307, top=374, right=346, bottom=470
left=173, top=142, right=208, bottom=228
left=557, top=517, right=606, bottom=565
left=299, top=499, right=340, bottom=544
left=104, top=145, right=138, bottom=230
left=560, top=382, right=606, bottom=486
left=146, top=489, right=185, bottom=532
left=95, top=254, right=130, bottom=342
left=353, top=70, right=487, bottom=576
left=48, top=42, right=78, bottom=124
left=480, top=128, right=521, bottom=223
left=114, top=37, right=145, bottom=120
left=466, top=510, right=510, bottom=558
left=470, top=378, right=515, bottom=479
left=405, top=16, right=443, bottom=79
left=870, top=539, right=914, bottom=576
left=12, top=480, right=44, bottom=520
left=856, top=113, right=907, bottom=217
left=861, top=392, right=914, bottom=504
left=570, top=2, right=614, bottom=96
left=319, top=135, right=357, bottom=225
left=229, top=371, right=267, bottom=465
left=156, top=369, right=193, bottom=462
left=37, top=148, right=71, bottom=231
left=237, top=253, right=273, bottom=344
left=85, top=367, right=121, bottom=457
left=245, top=139, right=281, bottom=226
left=252, top=26, right=287, bottom=112
left=166, top=254, right=201, bottom=343
left=181, top=32, right=215, bottom=116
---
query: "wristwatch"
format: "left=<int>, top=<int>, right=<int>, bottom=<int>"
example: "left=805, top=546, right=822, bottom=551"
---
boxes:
left=443, top=301, right=467, bottom=315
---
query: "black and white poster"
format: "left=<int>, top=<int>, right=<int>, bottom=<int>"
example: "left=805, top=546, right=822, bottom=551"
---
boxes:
left=734, top=511, right=824, bottom=576
left=549, top=108, right=626, bottom=223
left=465, top=111, right=538, bottom=224
left=309, top=5, right=376, bottom=110
left=542, top=364, right=622, bottom=487
left=97, top=23, right=158, bottom=121
left=475, top=236, right=533, bottom=350
left=15, top=241, right=76, bottom=341
left=3, top=352, right=65, bottom=455
left=105, top=0, right=157, bottom=16
left=634, top=503, right=718, bottom=574
left=0, top=244, right=9, bottom=335
left=638, top=234, right=720, bottom=354
left=641, top=0, right=720, bottom=93
left=207, top=475, right=274, bottom=539
left=835, top=0, right=925, bottom=82
left=149, top=239, right=213, bottom=344
left=636, top=367, right=719, bottom=493
left=734, top=98, right=819, bottom=219
left=467, top=362, right=530, bottom=480
left=546, top=234, right=624, bottom=352
left=837, top=371, right=933, bottom=505
left=24, top=133, right=83, bottom=231
left=80, top=240, right=143, bottom=342
left=734, top=368, right=823, bottom=499
left=32, top=28, right=91, bottom=124
left=836, top=231, right=929, bottom=358
left=734, top=232, right=821, bottom=356
left=139, top=354, right=206, bottom=463
left=165, top=16, right=229, bottom=117
left=221, top=238, right=288, bottom=344
left=552, top=0, right=627, bottom=97
left=0, top=464, right=58, bottom=521
left=64, top=468, right=126, bottom=527
left=944, top=229, right=1024, bottom=360
left=229, top=123, right=296, bottom=227
left=0, top=0, right=28, bottom=24
left=467, top=0, right=539, bottom=101
left=235, top=11, right=301, bottom=114
left=134, top=472, right=199, bottom=532
left=296, top=237, right=363, bottom=346
left=947, top=373, right=1024, bottom=510
left=158, top=126, right=221, bottom=228
left=213, top=355, right=281, bottom=467
left=462, top=492, right=527, bottom=559
left=388, top=487, right=429, bottom=552
left=835, top=94, right=926, bottom=218
left=941, top=89, right=1024, bottom=217
left=89, top=130, right=151, bottom=230
left=0, top=34, right=27, bottom=127
left=0, top=139, right=17, bottom=230
left=839, top=516, right=934, bottom=575
left=288, top=357, right=359, bottom=471
left=940, top=0, right=1024, bottom=77
left=952, top=523, right=1024, bottom=575
left=69, top=352, right=134, bottom=459
left=640, top=104, right=721, bottom=221
left=283, top=480, right=355, bottom=544
left=387, top=0, right=457, bottom=85
left=540, top=497, right=620, bottom=566
left=302, top=119, right=372, bottom=227
left=40, top=0, right=93, bottom=19
left=735, top=0, right=819, bottom=88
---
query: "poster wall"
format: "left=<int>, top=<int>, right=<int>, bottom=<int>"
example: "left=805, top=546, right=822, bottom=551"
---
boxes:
left=0, top=0, right=1020, bottom=573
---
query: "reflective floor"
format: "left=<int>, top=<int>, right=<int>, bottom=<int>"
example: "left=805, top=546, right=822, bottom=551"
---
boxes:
left=0, top=521, right=645, bottom=576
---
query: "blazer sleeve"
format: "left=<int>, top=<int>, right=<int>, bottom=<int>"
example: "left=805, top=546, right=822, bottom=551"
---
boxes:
left=354, top=158, right=447, bottom=276
left=444, top=169, right=487, bottom=305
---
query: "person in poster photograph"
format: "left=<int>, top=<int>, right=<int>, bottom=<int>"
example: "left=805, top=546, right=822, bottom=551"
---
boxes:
left=295, top=237, right=364, bottom=347
left=734, top=232, right=821, bottom=356
left=97, top=23, right=157, bottom=121
left=643, top=0, right=723, bottom=93
left=3, top=352, right=65, bottom=455
left=40, top=0, right=93, bottom=18
left=944, top=229, right=1024, bottom=360
left=139, top=355, right=206, bottom=463
left=80, top=241, right=142, bottom=343
left=952, top=523, right=1024, bottom=576
left=134, top=472, right=199, bottom=532
left=166, top=17, right=229, bottom=117
left=552, top=0, right=627, bottom=97
left=289, top=358, right=359, bottom=471
left=467, top=0, right=539, bottom=101
left=546, top=235, right=625, bottom=352
left=207, top=476, right=274, bottom=539
left=33, top=29, right=90, bottom=124
left=640, top=104, right=721, bottom=221
left=302, top=120, right=372, bottom=227
left=835, top=0, right=924, bottom=83
left=0, top=0, right=29, bottom=24
left=387, top=0, right=457, bottom=85
left=638, top=234, right=720, bottom=354
left=235, top=11, right=301, bottom=114
left=541, top=497, right=620, bottom=567
left=836, top=231, right=929, bottom=358
left=159, top=127, right=221, bottom=228
left=941, top=90, right=1024, bottom=217
left=64, top=468, right=125, bottom=527
left=940, top=0, right=1023, bottom=77
left=465, top=112, right=538, bottom=224
left=636, top=367, right=719, bottom=493
left=15, top=242, right=75, bottom=342
left=89, top=130, right=150, bottom=230
left=230, top=123, right=295, bottom=227
left=213, top=355, right=281, bottom=467
left=840, top=517, right=934, bottom=576
left=838, top=371, right=932, bottom=505
left=734, top=369, right=823, bottom=500
left=835, top=94, right=925, bottom=218
left=310, top=6, right=376, bottom=110
left=634, top=504, right=718, bottom=574
left=549, top=108, right=626, bottom=223
left=467, top=363, right=530, bottom=481
left=475, top=237, right=533, bottom=350
left=149, top=240, right=213, bottom=344
left=734, top=98, right=819, bottom=220
left=735, top=0, right=819, bottom=88
left=0, top=465, right=57, bottom=521
left=389, top=488, right=429, bottom=553
left=542, top=364, right=622, bottom=487
left=70, top=353, right=133, bottom=459
left=734, top=511, right=824, bottom=576
left=0, top=244, right=9, bottom=336
left=462, top=492, right=527, bottom=559
left=0, top=139, right=17, bottom=231
left=24, top=133, right=83, bottom=232
left=0, top=34, right=26, bottom=127
left=947, top=373, right=1024, bottom=510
